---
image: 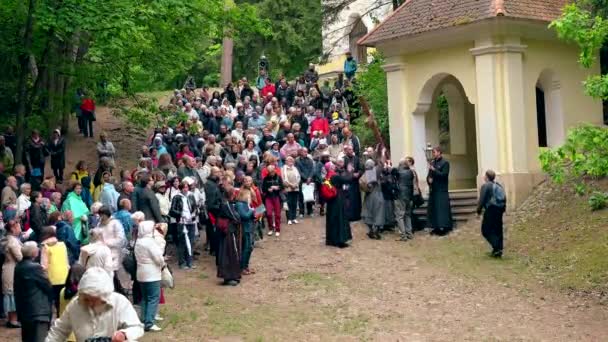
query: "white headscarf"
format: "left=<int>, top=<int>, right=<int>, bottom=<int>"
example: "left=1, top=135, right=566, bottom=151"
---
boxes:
left=78, top=267, right=114, bottom=303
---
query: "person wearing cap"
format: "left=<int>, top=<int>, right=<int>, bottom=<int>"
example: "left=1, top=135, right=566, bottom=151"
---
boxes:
left=152, top=135, right=168, bottom=156
left=154, top=181, right=170, bottom=220
left=312, top=138, right=329, bottom=160
left=45, top=267, right=144, bottom=341
left=344, top=51, right=358, bottom=80
left=47, top=129, right=66, bottom=184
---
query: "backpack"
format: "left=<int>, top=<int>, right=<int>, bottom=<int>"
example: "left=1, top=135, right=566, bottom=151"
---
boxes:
left=381, top=175, right=400, bottom=201
left=320, top=178, right=338, bottom=201
left=489, top=182, right=506, bottom=208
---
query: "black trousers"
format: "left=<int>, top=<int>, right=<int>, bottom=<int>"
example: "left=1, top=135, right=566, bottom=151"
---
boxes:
left=82, top=110, right=94, bottom=137
left=52, top=167, right=64, bottom=182
left=481, top=206, right=504, bottom=253
left=52, top=284, right=64, bottom=316
left=206, top=221, right=218, bottom=256
left=286, top=191, right=299, bottom=220
left=21, top=321, right=49, bottom=342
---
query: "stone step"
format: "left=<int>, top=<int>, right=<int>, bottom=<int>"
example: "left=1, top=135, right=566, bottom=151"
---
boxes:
left=414, top=214, right=472, bottom=223
left=414, top=207, right=477, bottom=215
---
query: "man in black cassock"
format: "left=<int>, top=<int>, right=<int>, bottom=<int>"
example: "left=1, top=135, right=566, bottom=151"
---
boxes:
left=325, top=162, right=354, bottom=248
left=342, top=145, right=362, bottom=221
left=426, top=146, right=453, bottom=235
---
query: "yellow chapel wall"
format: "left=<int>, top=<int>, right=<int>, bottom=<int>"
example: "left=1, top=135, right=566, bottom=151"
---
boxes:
left=521, top=38, right=603, bottom=172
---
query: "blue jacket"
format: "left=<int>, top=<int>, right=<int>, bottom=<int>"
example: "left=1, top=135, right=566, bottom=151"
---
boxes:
left=100, top=183, right=120, bottom=213
left=113, top=209, right=134, bottom=240
left=235, top=200, right=254, bottom=233
left=296, top=156, right=315, bottom=180
left=344, top=58, right=357, bottom=75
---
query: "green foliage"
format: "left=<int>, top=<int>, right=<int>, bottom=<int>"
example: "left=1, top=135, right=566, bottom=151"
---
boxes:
left=0, top=0, right=265, bottom=136
left=540, top=125, right=608, bottom=208
left=437, top=94, right=450, bottom=153
left=232, top=0, right=322, bottom=82
left=351, top=52, right=389, bottom=148
left=551, top=3, right=608, bottom=100
left=588, top=191, right=608, bottom=210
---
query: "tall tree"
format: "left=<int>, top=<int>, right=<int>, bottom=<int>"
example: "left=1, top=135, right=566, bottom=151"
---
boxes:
left=233, top=0, right=322, bottom=81
left=0, top=0, right=263, bottom=163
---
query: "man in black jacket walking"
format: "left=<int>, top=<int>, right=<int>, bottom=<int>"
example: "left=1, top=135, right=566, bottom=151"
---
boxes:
left=477, top=170, right=507, bottom=258
left=15, top=241, right=54, bottom=342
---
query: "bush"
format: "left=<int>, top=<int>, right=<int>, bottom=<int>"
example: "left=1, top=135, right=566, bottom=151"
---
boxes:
left=540, top=125, right=608, bottom=209
left=589, top=192, right=608, bottom=211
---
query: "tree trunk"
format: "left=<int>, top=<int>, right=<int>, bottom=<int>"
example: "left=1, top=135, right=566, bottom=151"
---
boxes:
left=220, top=37, right=234, bottom=87
left=15, top=0, right=37, bottom=165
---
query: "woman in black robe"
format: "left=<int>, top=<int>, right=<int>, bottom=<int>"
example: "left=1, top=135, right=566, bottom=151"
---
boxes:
left=216, top=181, right=242, bottom=286
left=426, top=147, right=453, bottom=235
left=324, top=162, right=354, bottom=248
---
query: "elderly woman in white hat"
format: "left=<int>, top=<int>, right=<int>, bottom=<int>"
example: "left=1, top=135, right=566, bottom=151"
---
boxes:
left=45, top=267, right=144, bottom=342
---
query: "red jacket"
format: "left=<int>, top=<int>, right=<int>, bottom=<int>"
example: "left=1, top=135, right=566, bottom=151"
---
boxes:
left=310, top=117, right=329, bottom=138
left=81, top=98, right=95, bottom=112
left=261, top=84, right=276, bottom=97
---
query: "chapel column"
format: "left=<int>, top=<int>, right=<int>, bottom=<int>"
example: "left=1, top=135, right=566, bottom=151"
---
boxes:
left=471, top=36, right=531, bottom=205
left=382, top=60, right=409, bottom=162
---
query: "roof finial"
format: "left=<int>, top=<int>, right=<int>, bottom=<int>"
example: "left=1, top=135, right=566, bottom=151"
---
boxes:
left=494, top=0, right=506, bottom=16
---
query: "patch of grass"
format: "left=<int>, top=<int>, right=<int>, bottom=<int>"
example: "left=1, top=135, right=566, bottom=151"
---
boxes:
left=412, top=181, right=608, bottom=297
left=199, top=272, right=209, bottom=280
left=287, top=271, right=340, bottom=289
left=510, top=189, right=608, bottom=293
left=338, top=313, right=370, bottom=335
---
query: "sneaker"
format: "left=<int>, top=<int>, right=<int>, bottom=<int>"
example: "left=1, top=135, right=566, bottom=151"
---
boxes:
left=288, top=220, right=293, bottom=225
left=146, top=325, right=162, bottom=332
left=267, top=230, right=274, bottom=236
left=299, top=214, right=304, bottom=218
left=155, top=314, right=164, bottom=321
left=275, top=231, right=280, bottom=237
left=293, top=219, right=299, bottom=224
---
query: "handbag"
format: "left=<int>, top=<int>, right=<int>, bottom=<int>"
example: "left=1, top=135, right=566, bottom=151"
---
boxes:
left=216, top=217, right=230, bottom=234
left=302, top=183, right=315, bottom=203
left=161, top=265, right=174, bottom=289
left=413, top=193, right=425, bottom=208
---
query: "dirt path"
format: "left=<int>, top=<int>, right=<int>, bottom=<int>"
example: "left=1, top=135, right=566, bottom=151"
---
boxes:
left=147, top=217, right=608, bottom=342
left=3, top=105, right=607, bottom=341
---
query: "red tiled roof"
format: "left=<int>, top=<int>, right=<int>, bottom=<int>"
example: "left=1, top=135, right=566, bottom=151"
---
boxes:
left=359, top=0, right=569, bottom=46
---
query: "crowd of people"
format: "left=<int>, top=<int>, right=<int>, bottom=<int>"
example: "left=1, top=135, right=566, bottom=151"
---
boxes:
left=0, top=59, right=508, bottom=341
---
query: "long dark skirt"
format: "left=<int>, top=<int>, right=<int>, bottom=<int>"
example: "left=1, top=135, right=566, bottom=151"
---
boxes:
left=325, top=196, right=353, bottom=246
left=427, top=190, right=453, bottom=231
left=217, top=231, right=242, bottom=281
